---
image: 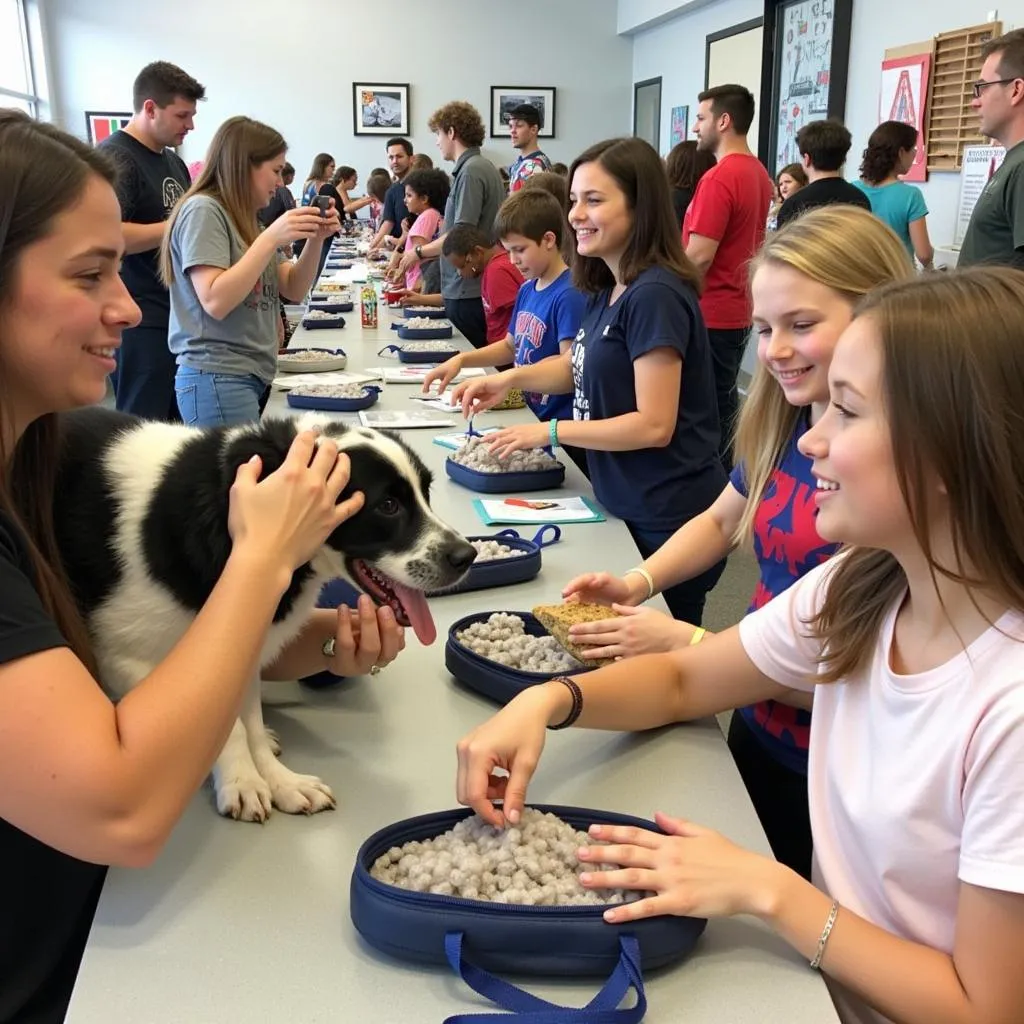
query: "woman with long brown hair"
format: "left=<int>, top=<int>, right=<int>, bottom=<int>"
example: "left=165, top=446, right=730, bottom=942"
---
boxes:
left=159, top=116, right=340, bottom=426
left=457, top=266, right=1024, bottom=1024
left=0, top=109, right=396, bottom=1021
left=455, top=137, right=726, bottom=626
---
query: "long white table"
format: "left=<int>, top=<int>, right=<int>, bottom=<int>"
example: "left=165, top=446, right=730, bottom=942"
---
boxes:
left=67, top=266, right=839, bottom=1023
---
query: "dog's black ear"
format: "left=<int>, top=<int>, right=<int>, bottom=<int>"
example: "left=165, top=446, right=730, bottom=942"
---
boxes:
left=221, top=421, right=296, bottom=487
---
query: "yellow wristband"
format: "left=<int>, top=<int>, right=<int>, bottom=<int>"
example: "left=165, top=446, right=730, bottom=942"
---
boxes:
left=689, top=627, right=707, bottom=646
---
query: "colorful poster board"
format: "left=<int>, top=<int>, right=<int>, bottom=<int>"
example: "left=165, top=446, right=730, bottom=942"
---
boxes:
left=669, top=105, right=689, bottom=146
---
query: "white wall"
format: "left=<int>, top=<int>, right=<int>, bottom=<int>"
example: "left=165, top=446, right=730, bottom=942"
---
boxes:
left=632, top=0, right=761, bottom=153
left=40, top=0, right=631, bottom=184
left=631, top=0, right=1019, bottom=247
left=618, top=0, right=720, bottom=34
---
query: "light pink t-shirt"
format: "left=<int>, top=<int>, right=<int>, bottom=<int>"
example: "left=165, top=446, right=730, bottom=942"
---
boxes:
left=739, top=557, right=1024, bottom=1024
left=404, top=208, right=442, bottom=290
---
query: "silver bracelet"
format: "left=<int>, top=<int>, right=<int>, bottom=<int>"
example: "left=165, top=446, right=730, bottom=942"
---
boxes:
left=810, top=899, right=840, bottom=970
left=624, top=566, right=655, bottom=602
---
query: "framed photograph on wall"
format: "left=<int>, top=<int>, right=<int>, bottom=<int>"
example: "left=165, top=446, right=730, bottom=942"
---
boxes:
left=761, top=0, right=853, bottom=171
left=490, top=86, right=556, bottom=138
left=85, top=111, right=131, bottom=145
left=669, top=105, right=690, bottom=146
left=353, top=83, right=409, bottom=136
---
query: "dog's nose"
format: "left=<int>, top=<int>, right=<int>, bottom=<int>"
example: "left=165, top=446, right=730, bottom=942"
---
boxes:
left=446, top=539, right=477, bottom=573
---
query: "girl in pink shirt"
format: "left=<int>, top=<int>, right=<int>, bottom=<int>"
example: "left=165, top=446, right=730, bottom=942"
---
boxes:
left=455, top=268, right=1024, bottom=1024
left=390, top=168, right=448, bottom=291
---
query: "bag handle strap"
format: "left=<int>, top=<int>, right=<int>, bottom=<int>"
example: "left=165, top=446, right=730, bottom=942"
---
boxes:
left=441, top=931, right=646, bottom=1024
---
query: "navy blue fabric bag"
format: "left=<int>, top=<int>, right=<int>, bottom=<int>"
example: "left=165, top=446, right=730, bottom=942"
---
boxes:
left=351, top=805, right=707, bottom=1022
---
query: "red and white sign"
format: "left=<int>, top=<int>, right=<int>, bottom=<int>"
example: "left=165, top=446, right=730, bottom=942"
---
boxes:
left=879, top=53, right=932, bottom=183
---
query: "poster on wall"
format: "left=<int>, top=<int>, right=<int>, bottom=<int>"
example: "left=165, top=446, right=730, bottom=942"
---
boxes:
left=669, top=105, right=689, bottom=146
left=879, top=53, right=932, bottom=183
left=768, top=0, right=852, bottom=171
left=955, top=144, right=1007, bottom=247
left=85, top=111, right=131, bottom=145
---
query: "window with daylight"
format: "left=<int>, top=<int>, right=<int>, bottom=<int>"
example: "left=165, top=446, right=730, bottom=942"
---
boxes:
left=0, top=0, right=46, bottom=118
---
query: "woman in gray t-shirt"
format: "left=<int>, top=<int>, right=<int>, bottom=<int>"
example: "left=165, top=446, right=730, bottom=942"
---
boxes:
left=160, top=116, right=339, bottom=426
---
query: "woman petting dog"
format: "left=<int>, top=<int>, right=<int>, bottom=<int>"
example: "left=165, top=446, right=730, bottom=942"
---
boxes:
left=0, top=111, right=405, bottom=1023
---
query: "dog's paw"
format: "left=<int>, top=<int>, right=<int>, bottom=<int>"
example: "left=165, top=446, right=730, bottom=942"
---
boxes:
left=264, top=727, right=282, bottom=757
left=216, top=774, right=274, bottom=823
left=267, top=766, right=336, bottom=815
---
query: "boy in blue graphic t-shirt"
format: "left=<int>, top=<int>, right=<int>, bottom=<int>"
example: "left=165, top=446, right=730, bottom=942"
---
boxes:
left=422, top=190, right=586, bottom=470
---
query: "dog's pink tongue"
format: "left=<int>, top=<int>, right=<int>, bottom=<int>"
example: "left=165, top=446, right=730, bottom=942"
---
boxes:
left=392, top=582, right=437, bottom=646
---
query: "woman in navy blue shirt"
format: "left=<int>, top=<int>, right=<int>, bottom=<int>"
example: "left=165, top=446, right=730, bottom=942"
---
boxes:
left=454, top=137, right=726, bottom=624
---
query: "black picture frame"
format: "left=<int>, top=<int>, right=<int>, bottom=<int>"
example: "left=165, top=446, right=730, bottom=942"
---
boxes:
left=489, top=86, right=556, bottom=138
left=758, top=0, right=853, bottom=171
left=633, top=76, right=662, bottom=150
left=352, top=83, right=410, bottom=136
left=705, top=17, right=764, bottom=90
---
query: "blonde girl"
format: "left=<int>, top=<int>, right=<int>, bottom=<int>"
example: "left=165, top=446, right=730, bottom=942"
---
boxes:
left=562, top=206, right=915, bottom=878
left=457, top=266, right=1024, bottom=1024
left=160, top=116, right=339, bottom=426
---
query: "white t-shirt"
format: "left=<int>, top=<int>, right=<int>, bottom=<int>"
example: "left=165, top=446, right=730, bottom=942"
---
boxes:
left=739, top=558, right=1024, bottom=1024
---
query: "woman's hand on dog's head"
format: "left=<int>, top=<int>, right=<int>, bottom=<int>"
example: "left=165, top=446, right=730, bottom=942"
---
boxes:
left=228, top=429, right=364, bottom=580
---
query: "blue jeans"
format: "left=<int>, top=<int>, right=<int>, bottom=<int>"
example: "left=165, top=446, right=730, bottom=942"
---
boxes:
left=175, top=368, right=269, bottom=427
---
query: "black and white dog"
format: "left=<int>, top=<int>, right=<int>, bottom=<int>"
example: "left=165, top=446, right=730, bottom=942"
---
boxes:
left=54, top=407, right=475, bottom=822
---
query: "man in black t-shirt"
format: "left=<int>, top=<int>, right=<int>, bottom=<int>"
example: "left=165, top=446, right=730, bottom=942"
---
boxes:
left=99, top=61, right=205, bottom=420
left=776, top=119, right=870, bottom=229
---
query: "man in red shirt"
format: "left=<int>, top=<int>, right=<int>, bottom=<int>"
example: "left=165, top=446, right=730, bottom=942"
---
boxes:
left=682, top=84, right=773, bottom=468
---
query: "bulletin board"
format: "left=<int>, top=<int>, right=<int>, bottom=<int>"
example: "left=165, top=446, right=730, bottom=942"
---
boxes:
left=763, top=0, right=853, bottom=172
left=925, top=22, right=1002, bottom=172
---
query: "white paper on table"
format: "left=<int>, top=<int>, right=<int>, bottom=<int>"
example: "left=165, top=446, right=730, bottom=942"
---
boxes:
left=364, top=366, right=486, bottom=384
left=476, top=496, right=601, bottom=523
left=358, top=409, right=454, bottom=429
left=272, top=370, right=381, bottom=390
left=408, top=395, right=464, bottom=412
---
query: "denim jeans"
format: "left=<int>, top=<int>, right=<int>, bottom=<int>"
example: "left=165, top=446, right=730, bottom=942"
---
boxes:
left=174, top=367, right=269, bottom=427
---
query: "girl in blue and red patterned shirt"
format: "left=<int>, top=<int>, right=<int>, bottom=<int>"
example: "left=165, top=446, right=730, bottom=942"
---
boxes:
left=563, top=205, right=913, bottom=878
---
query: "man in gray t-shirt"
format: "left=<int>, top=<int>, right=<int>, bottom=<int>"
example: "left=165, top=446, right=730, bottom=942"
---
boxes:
left=959, top=29, right=1024, bottom=269
left=397, top=101, right=505, bottom=348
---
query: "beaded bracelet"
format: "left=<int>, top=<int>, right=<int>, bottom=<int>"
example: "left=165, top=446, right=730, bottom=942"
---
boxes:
left=548, top=418, right=560, bottom=448
left=548, top=676, right=583, bottom=730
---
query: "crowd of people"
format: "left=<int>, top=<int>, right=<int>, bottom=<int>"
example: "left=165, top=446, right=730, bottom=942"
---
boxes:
left=3, top=25, right=1024, bottom=1022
